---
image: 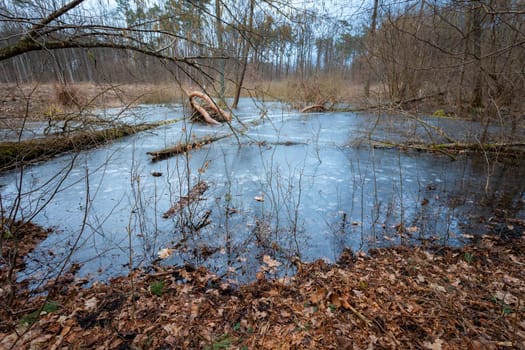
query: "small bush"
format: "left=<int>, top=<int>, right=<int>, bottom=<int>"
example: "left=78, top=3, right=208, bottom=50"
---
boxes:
left=433, top=109, right=447, bottom=117
left=54, top=84, right=85, bottom=108
left=261, top=75, right=360, bottom=109
left=150, top=280, right=165, bottom=296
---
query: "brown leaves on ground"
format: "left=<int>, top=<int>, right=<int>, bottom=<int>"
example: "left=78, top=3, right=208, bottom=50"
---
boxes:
left=1, top=233, right=525, bottom=349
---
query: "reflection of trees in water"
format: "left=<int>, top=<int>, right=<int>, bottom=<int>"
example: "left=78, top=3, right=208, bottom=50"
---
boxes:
left=469, top=154, right=525, bottom=216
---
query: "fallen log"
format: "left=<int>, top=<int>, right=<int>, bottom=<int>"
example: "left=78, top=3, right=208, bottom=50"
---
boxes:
left=163, top=181, right=209, bottom=219
left=300, top=104, right=327, bottom=113
left=146, top=134, right=232, bottom=162
left=369, top=140, right=525, bottom=159
left=188, top=91, right=231, bottom=125
left=0, top=119, right=181, bottom=172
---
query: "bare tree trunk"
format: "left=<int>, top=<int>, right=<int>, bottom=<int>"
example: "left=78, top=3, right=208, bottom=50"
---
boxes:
left=232, top=0, right=254, bottom=109
left=216, top=0, right=225, bottom=99
left=470, top=1, right=483, bottom=109
left=364, top=0, right=379, bottom=99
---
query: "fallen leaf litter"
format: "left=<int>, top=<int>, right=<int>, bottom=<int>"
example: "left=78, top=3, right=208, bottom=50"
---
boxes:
left=1, top=224, right=524, bottom=349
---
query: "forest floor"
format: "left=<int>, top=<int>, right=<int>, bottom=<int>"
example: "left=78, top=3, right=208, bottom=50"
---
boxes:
left=1, top=217, right=524, bottom=349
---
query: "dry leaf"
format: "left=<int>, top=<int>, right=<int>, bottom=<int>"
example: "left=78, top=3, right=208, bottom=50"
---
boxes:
left=310, top=288, right=326, bottom=304
left=157, top=248, right=173, bottom=259
left=430, top=283, right=447, bottom=293
left=84, top=297, right=98, bottom=311
left=423, top=338, right=443, bottom=350
left=281, top=310, right=291, bottom=318
left=494, top=291, right=518, bottom=305
left=353, top=289, right=365, bottom=299
left=263, top=255, right=282, bottom=268
left=509, top=255, right=523, bottom=265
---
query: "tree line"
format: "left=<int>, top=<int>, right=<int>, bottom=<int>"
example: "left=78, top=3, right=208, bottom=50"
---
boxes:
left=0, top=1, right=357, bottom=81
left=0, top=0, right=523, bottom=118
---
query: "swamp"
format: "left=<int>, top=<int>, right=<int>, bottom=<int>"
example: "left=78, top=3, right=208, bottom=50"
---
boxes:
left=1, top=0, right=525, bottom=348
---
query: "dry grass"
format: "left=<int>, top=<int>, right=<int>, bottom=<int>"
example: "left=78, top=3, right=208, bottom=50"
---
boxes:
left=251, top=75, right=368, bottom=109
left=0, top=83, right=187, bottom=123
left=0, top=79, right=380, bottom=126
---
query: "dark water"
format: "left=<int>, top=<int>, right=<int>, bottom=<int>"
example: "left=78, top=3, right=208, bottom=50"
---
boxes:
left=1, top=99, right=524, bottom=286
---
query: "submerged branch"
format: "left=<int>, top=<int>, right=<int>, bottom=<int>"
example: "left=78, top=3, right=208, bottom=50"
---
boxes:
left=162, top=181, right=209, bottom=219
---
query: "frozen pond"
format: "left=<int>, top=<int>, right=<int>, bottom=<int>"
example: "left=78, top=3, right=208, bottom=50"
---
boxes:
left=1, top=98, right=524, bottom=287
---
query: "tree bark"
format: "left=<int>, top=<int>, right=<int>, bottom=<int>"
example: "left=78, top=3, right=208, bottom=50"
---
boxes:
left=215, top=0, right=225, bottom=99
left=364, top=0, right=379, bottom=99
left=232, top=0, right=255, bottom=109
left=470, top=1, right=484, bottom=109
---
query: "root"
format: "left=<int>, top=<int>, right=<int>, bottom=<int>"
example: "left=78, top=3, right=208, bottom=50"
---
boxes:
left=188, top=91, right=231, bottom=125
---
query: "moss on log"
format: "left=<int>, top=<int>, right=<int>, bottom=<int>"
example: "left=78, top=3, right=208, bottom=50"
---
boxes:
left=369, top=140, right=525, bottom=159
left=0, top=120, right=179, bottom=172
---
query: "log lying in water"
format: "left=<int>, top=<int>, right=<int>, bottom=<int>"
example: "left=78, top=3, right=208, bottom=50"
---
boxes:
left=163, top=180, right=209, bottom=219
left=147, top=134, right=232, bottom=162
left=0, top=120, right=180, bottom=172
left=300, top=104, right=327, bottom=113
left=369, top=140, right=525, bottom=160
left=188, top=91, right=231, bottom=125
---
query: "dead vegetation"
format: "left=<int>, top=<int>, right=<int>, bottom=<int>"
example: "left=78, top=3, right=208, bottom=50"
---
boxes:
left=0, top=83, right=183, bottom=124
left=261, top=76, right=365, bottom=111
left=1, top=221, right=524, bottom=349
left=162, top=181, right=209, bottom=219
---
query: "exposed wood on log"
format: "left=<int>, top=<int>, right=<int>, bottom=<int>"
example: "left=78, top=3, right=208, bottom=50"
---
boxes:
left=163, top=181, right=209, bottom=219
left=300, top=104, right=327, bottom=113
left=188, top=91, right=231, bottom=125
left=146, top=134, right=232, bottom=162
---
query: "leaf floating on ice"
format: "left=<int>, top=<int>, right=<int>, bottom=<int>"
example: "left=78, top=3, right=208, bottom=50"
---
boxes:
left=263, top=255, right=282, bottom=268
left=158, top=248, right=173, bottom=259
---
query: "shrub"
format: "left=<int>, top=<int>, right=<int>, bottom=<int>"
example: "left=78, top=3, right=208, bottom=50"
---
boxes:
left=54, top=84, right=85, bottom=108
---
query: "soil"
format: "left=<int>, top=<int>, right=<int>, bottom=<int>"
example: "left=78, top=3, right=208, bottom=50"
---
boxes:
left=0, top=219, right=524, bottom=349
